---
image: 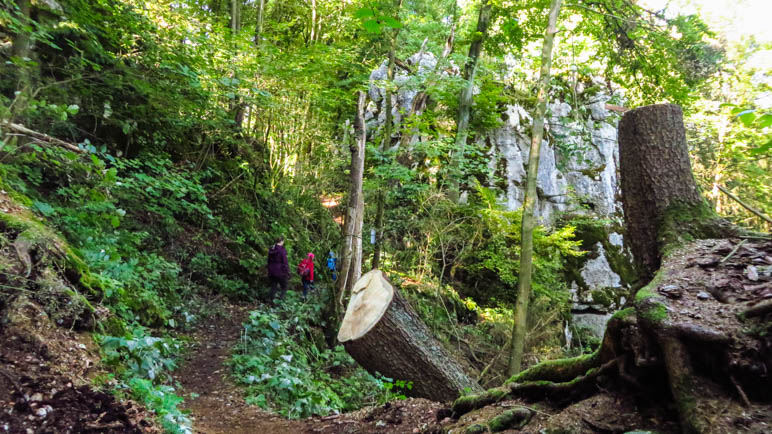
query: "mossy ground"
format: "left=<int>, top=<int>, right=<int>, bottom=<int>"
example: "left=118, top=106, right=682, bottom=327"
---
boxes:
left=0, top=191, right=99, bottom=327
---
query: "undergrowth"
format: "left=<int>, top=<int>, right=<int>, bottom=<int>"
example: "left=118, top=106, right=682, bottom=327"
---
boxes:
left=96, top=325, right=192, bottom=434
left=229, top=291, right=409, bottom=419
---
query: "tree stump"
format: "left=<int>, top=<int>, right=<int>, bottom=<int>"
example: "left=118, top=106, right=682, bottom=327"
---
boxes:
left=338, top=270, right=482, bottom=401
left=618, top=104, right=705, bottom=277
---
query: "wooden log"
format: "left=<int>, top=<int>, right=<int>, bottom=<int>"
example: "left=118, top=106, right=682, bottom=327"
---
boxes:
left=338, top=270, right=482, bottom=401
left=1, top=122, right=85, bottom=154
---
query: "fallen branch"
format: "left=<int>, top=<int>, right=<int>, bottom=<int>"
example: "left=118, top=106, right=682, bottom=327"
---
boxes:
left=715, top=184, right=772, bottom=226
left=1, top=122, right=85, bottom=154
left=730, top=374, right=752, bottom=407
left=720, top=239, right=747, bottom=263
left=393, top=58, right=413, bottom=74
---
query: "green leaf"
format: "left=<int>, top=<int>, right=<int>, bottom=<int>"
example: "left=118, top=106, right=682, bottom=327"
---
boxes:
left=382, top=17, right=402, bottom=29
left=757, top=113, right=772, bottom=128
left=738, top=111, right=756, bottom=127
left=749, top=138, right=772, bottom=156
left=354, top=8, right=375, bottom=19
left=362, top=20, right=381, bottom=34
left=33, top=201, right=56, bottom=216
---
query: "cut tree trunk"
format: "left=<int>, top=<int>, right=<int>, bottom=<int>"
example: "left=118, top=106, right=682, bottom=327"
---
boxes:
left=338, top=270, right=483, bottom=402
left=618, top=104, right=737, bottom=278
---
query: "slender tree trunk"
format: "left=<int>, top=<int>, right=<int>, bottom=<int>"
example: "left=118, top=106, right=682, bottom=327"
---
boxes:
left=10, top=0, right=32, bottom=112
left=448, top=0, right=492, bottom=201
left=371, top=33, right=397, bottom=270
left=399, top=23, right=456, bottom=150
left=337, top=92, right=368, bottom=313
left=230, top=0, right=242, bottom=34
left=371, top=0, right=402, bottom=270
left=229, top=0, right=244, bottom=127
left=508, top=0, right=562, bottom=376
left=309, top=0, right=317, bottom=44
left=254, top=0, right=266, bottom=47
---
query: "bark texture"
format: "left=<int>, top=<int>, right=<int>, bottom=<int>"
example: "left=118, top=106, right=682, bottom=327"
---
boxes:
left=339, top=272, right=482, bottom=402
left=618, top=104, right=709, bottom=277
left=337, top=92, right=367, bottom=310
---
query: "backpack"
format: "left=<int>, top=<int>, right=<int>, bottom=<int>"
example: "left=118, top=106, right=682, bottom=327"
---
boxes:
left=298, top=260, right=310, bottom=277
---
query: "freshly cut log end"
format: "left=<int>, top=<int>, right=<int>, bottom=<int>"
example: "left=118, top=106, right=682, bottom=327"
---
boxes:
left=338, top=270, right=483, bottom=402
left=337, top=270, right=394, bottom=342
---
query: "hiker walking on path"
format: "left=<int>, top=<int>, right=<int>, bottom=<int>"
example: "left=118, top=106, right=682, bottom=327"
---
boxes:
left=327, top=250, right=337, bottom=281
left=267, top=237, right=289, bottom=302
left=298, top=252, right=315, bottom=299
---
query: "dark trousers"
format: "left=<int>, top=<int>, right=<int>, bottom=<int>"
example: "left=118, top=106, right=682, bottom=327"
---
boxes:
left=302, top=279, right=314, bottom=298
left=268, top=275, right=288, bottom=301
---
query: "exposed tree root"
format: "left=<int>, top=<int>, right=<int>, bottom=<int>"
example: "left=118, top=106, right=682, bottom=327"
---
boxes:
left=453, top=357, right=620, bottom=416
left=452, top=239, right=772, bottom=433
left=743, top=299, right=772, bottom=318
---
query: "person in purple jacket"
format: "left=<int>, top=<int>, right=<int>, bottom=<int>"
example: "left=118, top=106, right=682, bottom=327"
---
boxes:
left=267, top=236, right=289, bottom=302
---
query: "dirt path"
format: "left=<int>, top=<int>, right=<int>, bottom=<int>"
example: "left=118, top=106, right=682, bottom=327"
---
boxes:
left=173, top=302, right=448, bottom=434
left=174, top=303, right=308, bottom=434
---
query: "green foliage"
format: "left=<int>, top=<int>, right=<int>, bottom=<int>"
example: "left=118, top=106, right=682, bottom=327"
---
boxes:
left=97, top=325, right=192, bottom=434
left=122, top=378, right=192, bottom=434
left=98, top=327, right=181, bottom=382
left=459, top=184, right=584, bottom=304
left=230, top=295, right=398, bottom=418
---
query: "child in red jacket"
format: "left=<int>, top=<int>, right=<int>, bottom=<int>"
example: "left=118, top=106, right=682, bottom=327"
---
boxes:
left=298, top=253, right=315, bottom=298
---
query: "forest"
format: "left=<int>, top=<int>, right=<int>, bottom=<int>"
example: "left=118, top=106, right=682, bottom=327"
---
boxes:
left=0, top=0, right=770, bottom=433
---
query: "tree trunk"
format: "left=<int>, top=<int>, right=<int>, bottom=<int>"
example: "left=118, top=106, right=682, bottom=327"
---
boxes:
left=230, top=0, right=242, bottom=34
left=338, top=270, right=483, bottom=401
left=371, top=25, right=399, bottom=270
left=508, top=0, right=562, bottom=376
left=618, top=104, right=736, bottom=279
left=448, top=0, right=492, bottom=201
left=337, top=92, right=367, bottom=312
left=254, top=0, right=266, bottom=47
left=399, top=24, right=456, bottom=151
left=309, top=0, right=317, bottom=44
left=371, top=0, right=402, bottom=270
left=10, top=0, right=32, bottom=113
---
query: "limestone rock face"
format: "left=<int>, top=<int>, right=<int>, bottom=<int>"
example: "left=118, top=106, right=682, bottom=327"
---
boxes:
left=579, top=243, right=622, bottom=291
left=490, top=101, right=621, bottom=224
left=366, top=51, right=452, bottom=146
